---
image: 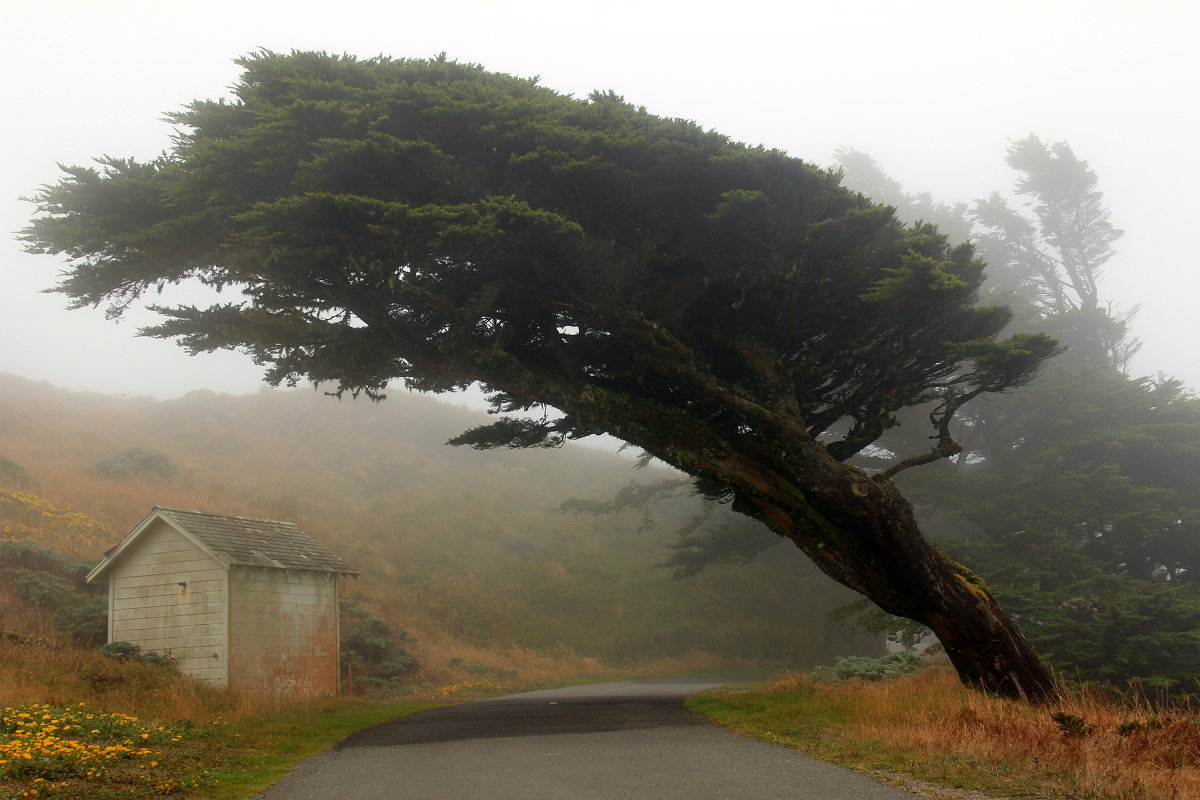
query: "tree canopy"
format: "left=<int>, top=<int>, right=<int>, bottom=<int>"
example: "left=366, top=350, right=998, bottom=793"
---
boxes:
left=23, top=51, right=1061, bottom=699
left=834, top=140, right=1200, bottom=689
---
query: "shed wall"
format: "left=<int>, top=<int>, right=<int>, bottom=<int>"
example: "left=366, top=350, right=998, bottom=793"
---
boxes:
left=227, top=566, right=339, bottom=697
left=107, top=520, right=228, bottom=683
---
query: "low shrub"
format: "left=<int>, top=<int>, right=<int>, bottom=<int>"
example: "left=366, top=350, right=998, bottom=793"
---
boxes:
left=0, top=543, right=106, bottom=647
left=340, top=603, right=417, bottom=698
left=810, top=651, right=922, bottom=683
left=90, top=446, right=176, bottom=482
left=99, top=642, right=175, bottom=668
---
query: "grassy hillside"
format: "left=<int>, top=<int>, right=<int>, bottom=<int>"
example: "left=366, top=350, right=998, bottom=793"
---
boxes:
left=0, top=373, right=874, bottom=689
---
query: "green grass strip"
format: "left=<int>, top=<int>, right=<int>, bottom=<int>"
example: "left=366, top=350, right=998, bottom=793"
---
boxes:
left=204, top=700, right=439, bottom=800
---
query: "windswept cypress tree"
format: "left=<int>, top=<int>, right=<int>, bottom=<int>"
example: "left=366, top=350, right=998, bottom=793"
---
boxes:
left=23, top=52, right=1061, bottom=699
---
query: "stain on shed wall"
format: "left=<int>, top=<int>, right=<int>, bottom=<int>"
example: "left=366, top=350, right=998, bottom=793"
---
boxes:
left=227, top=566, right=339, bottom=697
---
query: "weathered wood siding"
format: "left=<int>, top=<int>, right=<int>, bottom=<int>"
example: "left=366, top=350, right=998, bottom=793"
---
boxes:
left=227, top=566, right=340, bottom=697
left=107, top=519, right=228, bottom=684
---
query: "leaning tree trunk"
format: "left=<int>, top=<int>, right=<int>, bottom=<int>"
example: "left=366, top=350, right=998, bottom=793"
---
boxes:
left=714, top=447, right=1060, bottom=703
left=499, top=369, right=1058, bottom=701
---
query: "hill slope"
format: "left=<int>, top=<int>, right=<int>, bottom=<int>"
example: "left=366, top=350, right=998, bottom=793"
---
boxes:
left=0, top=373, right=874, bottom=686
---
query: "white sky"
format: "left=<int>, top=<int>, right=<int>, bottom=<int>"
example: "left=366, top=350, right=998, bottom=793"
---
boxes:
left=2, top=0, right=1197, bottom=398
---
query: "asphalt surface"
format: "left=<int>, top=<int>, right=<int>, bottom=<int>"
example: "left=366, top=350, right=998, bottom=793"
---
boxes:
left=255, top=677, right=922, bottom=799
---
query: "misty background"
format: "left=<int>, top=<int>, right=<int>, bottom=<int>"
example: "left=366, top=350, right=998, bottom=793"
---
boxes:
left=2, top=0, right=1196, bottom=401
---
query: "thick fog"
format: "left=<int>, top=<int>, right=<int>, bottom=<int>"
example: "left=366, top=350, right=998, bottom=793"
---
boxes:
left=2, top=0, right=1196, bottom=398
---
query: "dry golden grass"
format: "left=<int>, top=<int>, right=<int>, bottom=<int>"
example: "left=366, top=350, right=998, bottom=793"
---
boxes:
left=763, top=669, right=1199, bottom=800
left=0, top=634, right=272, bottom=727
left=0, top=585, right=54, bottom=644
left=0, top=631, right=434, bottom=800
left=409, top=633, right=742, bottom=697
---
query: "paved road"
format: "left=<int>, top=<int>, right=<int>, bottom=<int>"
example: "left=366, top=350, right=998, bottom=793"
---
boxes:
left=255, top=677, right=921, bottom=799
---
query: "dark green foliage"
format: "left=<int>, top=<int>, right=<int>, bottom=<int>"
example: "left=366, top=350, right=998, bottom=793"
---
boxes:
left=340, top=602, right=416, bottom=697
left=0, top=541, right=106, bottom=646
left=341, top=604, right=396, bottom=662
left=835, top=141, right=1200, bottom=689
left=942, top=539, right=1200, bottom=690
left=23, top=51, right=1050, bottom=461
left=906, top=370, right=1200, bottom=584
left=0, top=540, right=74, bottom=575
left=100, top=640, right=175, bottom=666
left=91, top=445, right=177, bottom=481
left=53, top=594, right=108, bottom=648
left=810, top=651, right=922, bottom=683
left=1, top=568, right=74, bottom=608
left=1117, top=715, right=1166, bottom=735
left=1051, top=711, right=1092, bottom=738
left=99, top=640, right=144, bottom=662
left=897, top=363, right=1200, bottom=687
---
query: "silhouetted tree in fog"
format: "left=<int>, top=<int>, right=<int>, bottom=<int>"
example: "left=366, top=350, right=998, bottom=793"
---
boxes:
left=834, top=140, right=1200, bottom=688
left=23, top=52, right=1062, bottom=699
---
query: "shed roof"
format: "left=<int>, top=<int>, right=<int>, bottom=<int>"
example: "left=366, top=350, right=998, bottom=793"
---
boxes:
left=87, top=506, right=357, bottom=583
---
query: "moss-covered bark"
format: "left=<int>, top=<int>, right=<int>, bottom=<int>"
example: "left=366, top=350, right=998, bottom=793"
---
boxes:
left=700, top=437, right=1057, bottom=701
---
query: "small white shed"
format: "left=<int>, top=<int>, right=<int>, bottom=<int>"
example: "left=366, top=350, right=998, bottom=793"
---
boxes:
left=87, top=507, right=358, bottom=698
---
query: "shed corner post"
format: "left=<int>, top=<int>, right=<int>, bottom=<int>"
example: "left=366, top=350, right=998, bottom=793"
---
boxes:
left=335, top=574, right=344, bottom=696
left=105, top=575, right=115, bottom=644
left=223, top=566, right=232, bottom=688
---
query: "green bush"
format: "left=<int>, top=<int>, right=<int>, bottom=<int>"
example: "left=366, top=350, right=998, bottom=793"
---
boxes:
left=811, top=651, right=922, bottom=683
left=0, top=542, right=108, bottom=646
left=1051, top=711, right=1092, bottom=738
left=100, top=640, right=175, bottom=666
left=0, top=541, right=71, bottom=575
left=340, top=603, right=417, bottom=697
left=55, top=594, right=108, bottom=647
left=91, top=445, right=177, bottom=481
left=0, top=568, right=74, bottom=609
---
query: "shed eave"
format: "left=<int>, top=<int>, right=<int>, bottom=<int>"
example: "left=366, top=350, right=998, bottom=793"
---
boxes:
left=85, top=507, right=233, bottom=583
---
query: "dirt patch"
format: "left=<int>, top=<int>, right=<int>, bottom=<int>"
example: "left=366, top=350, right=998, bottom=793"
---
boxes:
left=872, top=770, right=1024, bottom=800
